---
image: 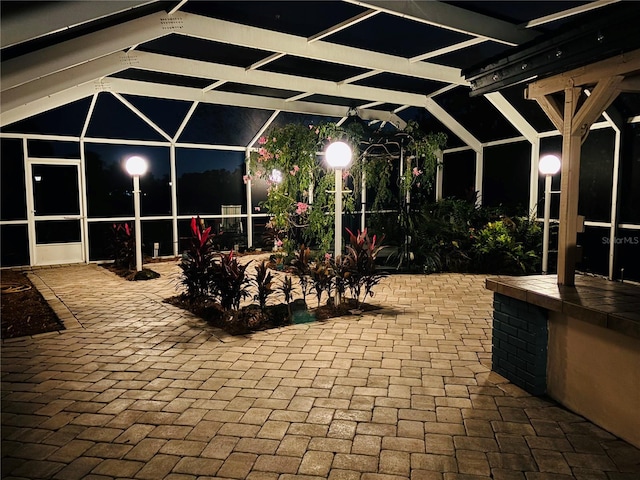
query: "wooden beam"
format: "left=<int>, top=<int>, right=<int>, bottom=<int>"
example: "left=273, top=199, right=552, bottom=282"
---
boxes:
left=527, top=49, right=640, bottom=99
left=619, top=74, right=640, bottom=92
left=557, top=87, right=582, bottom=286
left=572, top=76, right=623, bottom=138
left=532, top=93, right=564, bottom=132
left=526, top=48, right=640, bottom=98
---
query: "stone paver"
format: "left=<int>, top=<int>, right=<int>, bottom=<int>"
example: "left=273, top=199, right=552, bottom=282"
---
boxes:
left=2, top=261, right=639, bottom=479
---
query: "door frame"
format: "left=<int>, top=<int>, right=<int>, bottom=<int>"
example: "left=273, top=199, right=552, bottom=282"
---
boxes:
left=25, top=158, right=86, bottom=266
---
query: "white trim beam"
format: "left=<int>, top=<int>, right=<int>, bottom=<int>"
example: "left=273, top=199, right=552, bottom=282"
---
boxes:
left=523, top=0, right=620, bottom=28
left=1, top=0, right=159, bottom=48
left=1, top=83, right=98, bottom=127
left=410, top=38, right=486, bottom=63
left=2, top=11, right=169, bottom=92
left=112, top=92, right=172, bottom=142
left=425, top=98, right=481, bottom=152
left=343, top=0, right=539, bottom=45
left=134, top=51, right=433, bottom=107
left=485, top=92, right=539, bottom=143
left=180, top=13, right=467, bottom=85
left=2, top=52, right=128, bottom=114
left=308, top=9, right=380, bottom=43
left=108, top=78, right=408, bottom=127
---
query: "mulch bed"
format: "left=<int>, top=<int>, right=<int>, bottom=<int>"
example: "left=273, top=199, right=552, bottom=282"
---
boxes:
left=164, top=294, right=380, bottom=336
left=101, top=264, right=161, bottom=281
left=1, top=270, right=64, bottom=339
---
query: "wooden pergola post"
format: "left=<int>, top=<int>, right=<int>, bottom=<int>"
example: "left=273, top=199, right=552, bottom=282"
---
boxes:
left=526, top=50, right=640, bottom=286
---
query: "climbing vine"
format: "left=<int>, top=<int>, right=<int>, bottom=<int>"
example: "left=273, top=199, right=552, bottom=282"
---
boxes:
left=247, top=119, right=447, bottom=255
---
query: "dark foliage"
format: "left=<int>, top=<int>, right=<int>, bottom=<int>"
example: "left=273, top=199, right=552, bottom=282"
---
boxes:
left=253, top=260, right=275, bottom=310
left=212, top=251, right=251, bottom=311
left=111, top=222, right=135, bottom=270
left=179, top=216, right=217, bottom=298
left=344, top=228, right=387, bottom=309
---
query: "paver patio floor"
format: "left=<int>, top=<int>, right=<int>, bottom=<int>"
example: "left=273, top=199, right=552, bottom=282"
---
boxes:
left=2, top=261, right=639, bottom=479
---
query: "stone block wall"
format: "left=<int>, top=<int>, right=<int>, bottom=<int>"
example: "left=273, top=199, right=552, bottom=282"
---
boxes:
left=492, top=293, right=548, bottom=395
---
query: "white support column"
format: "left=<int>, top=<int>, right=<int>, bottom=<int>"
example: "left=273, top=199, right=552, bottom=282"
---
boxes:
left=23, top=138, right=36, bottom=267
left=80, top=94, right=97, bottom=263
left=475, top=149, right=484, bottom=207
left=245, top=148, right=254, bottom=248
left=361, top=161, right=367, bottom=232
left=607, top=122, right=622, bottom=280
left=529, top=139, right=540, bottom=216
left=79, top=138, right=89, bottom=264
left=170, top=144, right=179, bottom=256
left=435, top=150, right=444, bottom=201
left=542, top=174, right=553, bottom=274
left=335, top=168, right=343, bottom=263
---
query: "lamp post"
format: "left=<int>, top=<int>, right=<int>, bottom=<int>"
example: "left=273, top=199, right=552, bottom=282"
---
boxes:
left=326, top=141, right=352, bottom=304
left=125, top=155, right=148, bottom=272
left=539, top=154, right=561, bottom=274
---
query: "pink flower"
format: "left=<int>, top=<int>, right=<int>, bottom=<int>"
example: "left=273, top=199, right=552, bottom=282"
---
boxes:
left=315, top=129, right=320, bottom=134
left=324, top=253, right=332, bottom=261
left=254, top=206, right=261, bottom=212
left=258, top=136, right=267, bottom=145
left=412, top=167, right=423, bottom=176
left=293, top=165, right=300, bottom=172
left=309, top=125, right=314, bottom=129
left=296, top=202, right=309, bottom=215
left=242, top=175, right=251, bottom=184
left=258, top=147, right=267, bottom=156
left=342, top=170, right=350, bottom=180
left=276, top=239, right=283, bottom=247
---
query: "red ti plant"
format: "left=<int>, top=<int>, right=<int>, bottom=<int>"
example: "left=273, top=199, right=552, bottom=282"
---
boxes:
left=111, top=222, right=135, bottom=270
left=179, top=216, right=216, bottom=298
left=344, top=228, right=387, bottom=308
left=211, top=250, right=251, bottom=311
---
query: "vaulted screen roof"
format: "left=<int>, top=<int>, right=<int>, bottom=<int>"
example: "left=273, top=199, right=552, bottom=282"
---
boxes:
left=1, top=1, right=635, bottom=139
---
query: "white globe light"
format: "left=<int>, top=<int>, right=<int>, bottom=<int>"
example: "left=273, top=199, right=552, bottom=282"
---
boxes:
left=326, top=141, right=352, bottom=168
left=125, top=156, right=148, bottom=176
left=270, top=169, right=283, bottom=184
left=539, top=154, right=561, bottom=175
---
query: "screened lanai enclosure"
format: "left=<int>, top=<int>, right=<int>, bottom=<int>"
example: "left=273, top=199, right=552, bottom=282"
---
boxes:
left=2, top=1, right=640, bottom=281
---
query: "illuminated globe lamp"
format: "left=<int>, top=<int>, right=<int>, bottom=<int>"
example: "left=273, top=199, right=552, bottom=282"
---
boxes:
left=325, top=141, right=353, bottom=305
left=125, top=155, right=148, bottom=272
left=539, top=154, right=561, bottom=274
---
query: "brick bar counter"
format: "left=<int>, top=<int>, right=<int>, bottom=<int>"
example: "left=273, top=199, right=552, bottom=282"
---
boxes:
left=486, top=274, right=640, bottom=449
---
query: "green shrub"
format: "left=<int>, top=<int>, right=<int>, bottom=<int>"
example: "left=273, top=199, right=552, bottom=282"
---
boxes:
left=471, top=217, right=540, bottom=274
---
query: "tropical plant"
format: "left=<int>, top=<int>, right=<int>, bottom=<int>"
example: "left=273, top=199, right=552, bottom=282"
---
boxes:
left=280, top=275, right=295, bottom=318
left=291, top=244, right=312, bottom=302
left=471, top=217, right=540, bottom=274
left=179, top=216, right=216, bottom=298
left=211, top=251, right=252, bottom=311
left=111, top=222, right=135, bottom=270
left=331, top=253, right=352, bottom=305
left=344, top=228, right=387, bottom=308
left=309, top=257, right=334, bottom=308
left=253, top=260, right=275, bottom=311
